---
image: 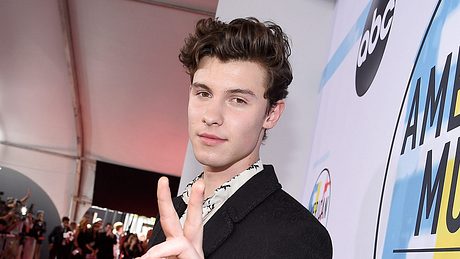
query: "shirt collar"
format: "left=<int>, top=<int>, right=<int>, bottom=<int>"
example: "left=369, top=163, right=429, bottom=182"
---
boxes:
left=180, top=160, right=264, bottom=225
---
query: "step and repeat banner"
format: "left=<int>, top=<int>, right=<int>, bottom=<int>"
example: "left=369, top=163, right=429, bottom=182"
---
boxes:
left=305, top=0, right=460, bottom=258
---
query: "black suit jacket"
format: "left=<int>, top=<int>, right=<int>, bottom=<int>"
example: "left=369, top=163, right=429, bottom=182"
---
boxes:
left=48, top=225, right=67, bottom=246
left=149, top=165, right=333, bottom=258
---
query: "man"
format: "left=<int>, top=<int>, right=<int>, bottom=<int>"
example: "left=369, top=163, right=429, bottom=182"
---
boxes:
left=48, top=216, right=71, bottom=259
left=143, top=17, right=333, bottom=258
left=113, top=222, right=124, bottom=258
left=95, top=223, right=117, bottom=259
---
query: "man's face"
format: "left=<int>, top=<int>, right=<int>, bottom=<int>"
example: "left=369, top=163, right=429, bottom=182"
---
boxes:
left=93, top=222, right=101, bottom=231
left=105, top=224, right=112, bottom=233
left=188, top=56, right=283, bottom=173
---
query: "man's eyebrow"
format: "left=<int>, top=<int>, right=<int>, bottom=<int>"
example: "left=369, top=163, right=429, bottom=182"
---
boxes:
left=226, top=88, right=256, bottom=97
left=191, top=82, right=211, bottom=91
left=191, top=82, right=257, bottom=97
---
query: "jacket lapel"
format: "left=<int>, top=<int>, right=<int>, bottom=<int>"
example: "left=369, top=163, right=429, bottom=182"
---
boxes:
left=150, top=196, right=187, bottom=245
left=202, top=165, right=281, bottom=256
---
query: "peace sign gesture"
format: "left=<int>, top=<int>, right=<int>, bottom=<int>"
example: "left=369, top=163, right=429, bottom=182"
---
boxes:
left=140, top=177, right=205, bottom=259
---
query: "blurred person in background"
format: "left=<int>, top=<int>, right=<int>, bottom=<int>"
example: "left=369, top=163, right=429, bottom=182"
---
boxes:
left=95, top=223, right=117, bottom=259
left=31, top=210, right=47, bottom=259
left=121, top=234, right=143, bottom=259
left=48, top=216, right=71, bottom=259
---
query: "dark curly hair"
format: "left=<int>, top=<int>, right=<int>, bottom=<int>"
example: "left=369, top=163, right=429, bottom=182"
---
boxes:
left=179, top=17, right=292, bottom=108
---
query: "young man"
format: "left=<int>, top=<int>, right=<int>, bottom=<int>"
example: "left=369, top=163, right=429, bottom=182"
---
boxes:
left=143, top=17, right=332, bottom=258
left=48, top=216, right=72, bottom=259
left=95, top=223, right=117, bottom=259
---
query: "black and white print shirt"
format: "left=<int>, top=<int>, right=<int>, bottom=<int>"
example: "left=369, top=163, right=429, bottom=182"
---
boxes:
left=179, top=160, right=264, bottom=226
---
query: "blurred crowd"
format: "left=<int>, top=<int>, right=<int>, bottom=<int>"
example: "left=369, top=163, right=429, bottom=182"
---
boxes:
left=65, top=217, right=150, bottom=259
left=0, top=190, right=47, bottom=259
left=1, top=191, right=152, bottom=259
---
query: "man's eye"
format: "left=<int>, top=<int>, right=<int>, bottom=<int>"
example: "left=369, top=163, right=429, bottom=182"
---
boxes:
left=232, top=97, right=247, bottom=104
left=197, top=91, right=211, bottom=98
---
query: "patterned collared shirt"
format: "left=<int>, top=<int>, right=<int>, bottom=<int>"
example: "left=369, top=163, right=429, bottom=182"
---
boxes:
left=179, top=160, right=264, bottom=226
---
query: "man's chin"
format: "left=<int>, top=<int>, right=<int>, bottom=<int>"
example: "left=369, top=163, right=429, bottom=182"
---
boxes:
left=195, top=156, right=231, bottom=172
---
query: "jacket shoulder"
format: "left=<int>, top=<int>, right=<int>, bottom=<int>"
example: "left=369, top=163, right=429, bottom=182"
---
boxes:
left=257, top=189, right=333, bottom=258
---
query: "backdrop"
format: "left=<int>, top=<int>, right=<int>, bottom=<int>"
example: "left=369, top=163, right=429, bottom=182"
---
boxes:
left=305, top=0, right=460, bottom=258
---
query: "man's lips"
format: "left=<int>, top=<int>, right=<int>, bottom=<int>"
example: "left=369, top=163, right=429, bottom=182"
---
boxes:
left=198, top=133, right=227, bottom=145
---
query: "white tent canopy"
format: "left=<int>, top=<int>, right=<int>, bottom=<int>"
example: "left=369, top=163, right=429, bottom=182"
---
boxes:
left=0, top=0, right=217, bottom=220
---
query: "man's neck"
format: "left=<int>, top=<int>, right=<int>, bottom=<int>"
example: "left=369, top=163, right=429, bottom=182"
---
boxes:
left=202, top=158, right=259, bottom=198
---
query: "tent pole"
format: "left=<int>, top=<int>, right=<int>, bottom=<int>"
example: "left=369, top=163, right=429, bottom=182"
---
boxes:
left=58, top=0, right=86, bottom=222
left=129, top=0, right=215, bottom=17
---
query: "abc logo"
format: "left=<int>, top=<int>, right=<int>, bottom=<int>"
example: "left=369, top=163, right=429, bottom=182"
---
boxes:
left=355, top=0, right=395, bottom=97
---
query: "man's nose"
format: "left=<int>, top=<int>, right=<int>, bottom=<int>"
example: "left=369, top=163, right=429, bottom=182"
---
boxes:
left=202, top=100, right=224, bottom=126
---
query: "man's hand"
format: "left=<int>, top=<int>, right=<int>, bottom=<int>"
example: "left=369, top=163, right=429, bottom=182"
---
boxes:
left=140, top=177, right=205, bottom=259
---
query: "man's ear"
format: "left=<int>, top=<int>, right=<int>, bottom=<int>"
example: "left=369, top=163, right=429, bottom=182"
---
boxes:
left=263, top=100, right=285, bottom=130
